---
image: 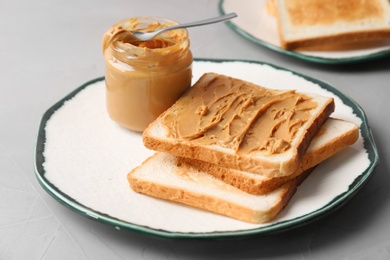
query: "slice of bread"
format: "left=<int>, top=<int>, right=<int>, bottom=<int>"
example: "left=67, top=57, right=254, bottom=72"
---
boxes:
left=180, top=118, right=359, bottom=195
left=143, top=73, right=335, bottom=178
left=128, top=152, right=312, bottom=224
left=275, top=0, right=390, bottom=49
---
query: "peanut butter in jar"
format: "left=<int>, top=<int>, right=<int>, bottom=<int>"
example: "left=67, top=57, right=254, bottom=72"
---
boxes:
left=102, top=17, right=193, bottom=132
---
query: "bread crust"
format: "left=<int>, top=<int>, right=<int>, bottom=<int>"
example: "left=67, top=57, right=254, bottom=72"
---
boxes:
left=128, top=156, right=300, bottom=224
left=180, top=157, right=299, bottom=195
left=280, top=30, right=390, bottom=50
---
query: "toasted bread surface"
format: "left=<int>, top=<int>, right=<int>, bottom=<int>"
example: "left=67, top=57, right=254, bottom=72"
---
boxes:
left=275, top=0, right=390, bottom=49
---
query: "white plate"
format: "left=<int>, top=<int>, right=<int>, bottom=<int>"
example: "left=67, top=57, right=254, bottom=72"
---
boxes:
left=35, top=59, right=378, bottom=239
left=219, top=0, right=390, bottom=64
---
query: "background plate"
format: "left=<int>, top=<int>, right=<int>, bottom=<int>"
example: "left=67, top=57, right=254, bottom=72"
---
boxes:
left=35, top=59, right=378, bottom=239
left=219, top=0, right=390, bottom=64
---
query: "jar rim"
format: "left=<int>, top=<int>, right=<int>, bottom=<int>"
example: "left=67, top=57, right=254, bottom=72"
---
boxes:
left=104, top=16, right=189, bottom=53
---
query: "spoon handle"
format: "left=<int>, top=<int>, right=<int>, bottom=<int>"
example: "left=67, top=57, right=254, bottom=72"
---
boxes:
left=173, top=12, right=236, bottom=30
left=132, top=13, right=238, bottom=42
left=160, top=12, right=237, bottom=33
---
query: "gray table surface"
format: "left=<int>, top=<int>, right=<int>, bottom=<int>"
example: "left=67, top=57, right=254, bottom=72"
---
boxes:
left=1, top=0, right=390, bottom=259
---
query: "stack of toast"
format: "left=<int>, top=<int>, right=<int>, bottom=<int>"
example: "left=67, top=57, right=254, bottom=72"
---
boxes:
left=128, top=73, right=359, bottom=223
left=267, top=0, right=390, bottom=50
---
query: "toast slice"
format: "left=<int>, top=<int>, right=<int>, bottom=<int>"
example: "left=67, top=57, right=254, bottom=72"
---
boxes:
left=128, top=152, right=313, bottom=224
left=143, top=73, right=335, bottom=178
left=275, top=0, right=390, bottom=49
left=181, top=118, right=359, bottom=195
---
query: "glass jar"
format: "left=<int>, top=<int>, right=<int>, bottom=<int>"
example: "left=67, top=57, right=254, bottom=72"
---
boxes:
left=102, top=17, right=193, bottom=132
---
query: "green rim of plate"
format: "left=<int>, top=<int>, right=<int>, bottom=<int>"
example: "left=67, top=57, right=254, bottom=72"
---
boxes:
left=34, top=58, right=379, bottom=239
left=218, top=0, right=390, bottom=64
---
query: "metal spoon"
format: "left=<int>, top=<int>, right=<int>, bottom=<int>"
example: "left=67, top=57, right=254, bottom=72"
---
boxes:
left=132, top=12, right=237, bottom=42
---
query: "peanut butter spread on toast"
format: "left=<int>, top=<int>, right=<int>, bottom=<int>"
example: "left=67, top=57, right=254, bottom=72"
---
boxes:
left=162, top=74, right=318, bottom=156
left=285, top=0, right=384, bottom=27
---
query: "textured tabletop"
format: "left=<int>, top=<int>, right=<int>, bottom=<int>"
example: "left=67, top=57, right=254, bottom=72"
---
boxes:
left=1, top=0, right=390, bottom=259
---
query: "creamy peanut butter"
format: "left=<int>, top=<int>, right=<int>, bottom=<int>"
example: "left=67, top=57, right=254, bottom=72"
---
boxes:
left=162, top=74, right=318, bottom=155
left=102, top=17, right=192, bottom=132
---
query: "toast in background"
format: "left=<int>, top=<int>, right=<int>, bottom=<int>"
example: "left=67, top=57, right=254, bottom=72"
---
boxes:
left=143, top=73, right=335, bottom=178
left=181, top=118, right=359, bottom=195
left=274, top=0, right=390, bottom=50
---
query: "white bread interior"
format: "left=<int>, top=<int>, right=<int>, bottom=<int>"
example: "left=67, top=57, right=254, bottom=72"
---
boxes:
left=128, top=152, right=301, bottom=224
